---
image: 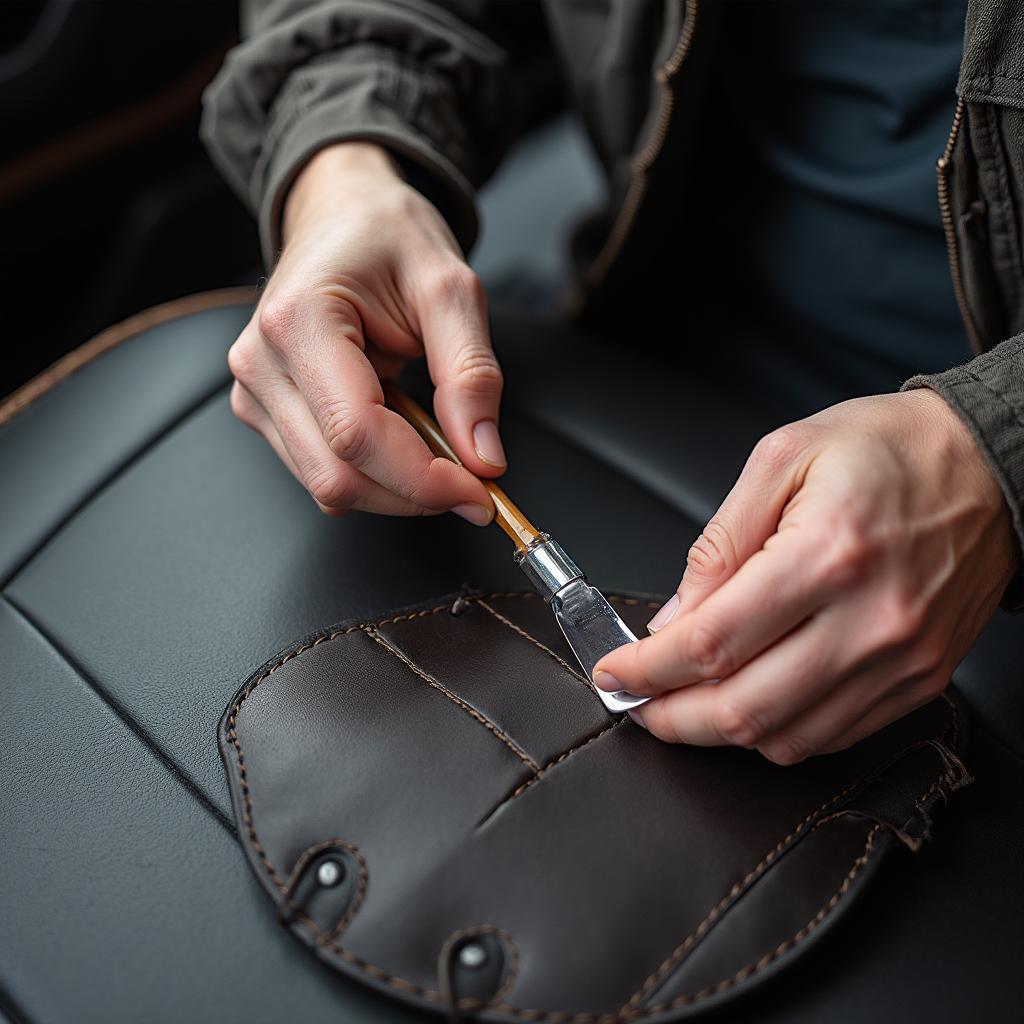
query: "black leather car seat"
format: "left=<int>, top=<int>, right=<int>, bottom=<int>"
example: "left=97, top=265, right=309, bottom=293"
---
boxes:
left=0, top=292, right=1021, bottom=1023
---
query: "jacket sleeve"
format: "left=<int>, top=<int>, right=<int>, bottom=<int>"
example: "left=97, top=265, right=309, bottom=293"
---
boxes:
left=200, top=0, right=560, bottom=265
left=902, top=334, right=1024, bottom=611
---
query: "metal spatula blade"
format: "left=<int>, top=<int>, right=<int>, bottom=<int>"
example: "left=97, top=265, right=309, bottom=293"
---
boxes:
left=551, top=579, right=650, bottom=713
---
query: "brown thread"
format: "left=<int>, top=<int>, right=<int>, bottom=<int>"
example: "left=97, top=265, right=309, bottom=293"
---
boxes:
left=621, top=701, right=956, bottom=1013
left=625, top=826, right=882, bottom=1016
left=225, top=596, right=957, bottom=1021
left=481, top=718, right=629, bottom=826
left=365, top=625, right=540, bottom=774
left=279, top=840, right=369, bottom=943
left=477, top=599, right=598, bottom=697
left=438, top=924, right=522, bottom=1006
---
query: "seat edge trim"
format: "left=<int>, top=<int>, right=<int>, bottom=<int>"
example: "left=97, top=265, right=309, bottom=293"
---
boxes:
left=0, top=286, right=255, bottom=428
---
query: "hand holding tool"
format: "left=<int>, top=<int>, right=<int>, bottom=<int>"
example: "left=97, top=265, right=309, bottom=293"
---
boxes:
left=383, top=381, right=648, bottom=714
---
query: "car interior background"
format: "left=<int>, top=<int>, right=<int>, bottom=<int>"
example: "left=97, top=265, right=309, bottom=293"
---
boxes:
left=1, top=3, right=1021, bottom=1023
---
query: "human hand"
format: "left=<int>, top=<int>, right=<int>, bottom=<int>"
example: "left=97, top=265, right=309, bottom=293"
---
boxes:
left=594, top=390, right=1018, bottom=763
left=227, top=142, right=504, bottom=522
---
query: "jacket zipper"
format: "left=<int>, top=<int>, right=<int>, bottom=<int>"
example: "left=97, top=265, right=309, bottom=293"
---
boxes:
left=583, top=0, right=699, bottom=291
left=937, top=96, right=983, bottom=354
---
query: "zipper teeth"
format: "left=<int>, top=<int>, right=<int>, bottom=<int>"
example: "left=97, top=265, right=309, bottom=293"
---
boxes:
left=937, top=96, right=983, bottom=354
left=584, top=0, right=698, bottom=289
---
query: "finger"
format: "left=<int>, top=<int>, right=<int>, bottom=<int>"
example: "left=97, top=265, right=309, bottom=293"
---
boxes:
left=268, top=297, right=494, bottom=517
left=623, top=610, right=841, bottom=745
left=416, top=263, right=507, bottom=477
left=815, top=681, right=949, bottom=757
left=597, top=525, right=832, bottom=696
left=647, top=424, right=812, bottom=633
left=232, top=377, right=446, bottom=518
left=230, top=381, right=310, bottom=488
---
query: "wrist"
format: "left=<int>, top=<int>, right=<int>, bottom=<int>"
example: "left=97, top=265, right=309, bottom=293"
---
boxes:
left=908, top=388, right=1020, bottom=573
left=283, top=142, right=404, bottom=242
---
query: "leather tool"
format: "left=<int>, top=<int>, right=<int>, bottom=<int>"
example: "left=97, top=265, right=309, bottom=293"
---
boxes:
left=383, top=381, right=648, bottom=713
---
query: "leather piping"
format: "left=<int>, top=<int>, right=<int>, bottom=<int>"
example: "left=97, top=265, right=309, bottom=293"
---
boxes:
left=0, top=286, right=256, bottom=428
left=223, top=594, right=960, bottom=1022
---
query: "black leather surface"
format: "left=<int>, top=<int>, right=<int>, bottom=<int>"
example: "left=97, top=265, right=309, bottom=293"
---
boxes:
left=1, top=300, right=1022, bottom=1022
left=221, top=589, right=967, bottom=1021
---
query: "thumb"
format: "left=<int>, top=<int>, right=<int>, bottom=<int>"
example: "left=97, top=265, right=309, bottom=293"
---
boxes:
left=418, top=263, right=506, bottom=478
left=649, top=425, right=808, bottom=632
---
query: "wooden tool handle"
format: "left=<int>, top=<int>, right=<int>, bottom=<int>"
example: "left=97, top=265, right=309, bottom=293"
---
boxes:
left=382, top=380, right=541, bottom=552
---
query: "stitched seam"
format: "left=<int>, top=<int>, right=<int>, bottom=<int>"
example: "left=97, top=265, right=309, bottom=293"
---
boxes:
left=226, top=596, right=956, bottom=1020
left=477, top=599, right=597, bottom=696
left=481, top=718, right=629, bottom=826
left=621, top=702, right=955, bottom=1012
left=618, top=826, right=882, bottom=1017
left=439, top=925, right=522, bottom=1007
left=365, top=624, right=540, bottom=774
left=280, top=840, right=369, bottom=943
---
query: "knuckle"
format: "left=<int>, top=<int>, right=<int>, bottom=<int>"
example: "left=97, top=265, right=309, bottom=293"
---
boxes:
left=683, top=621, right=733, bottom=678
left=454, top=348, right=503, bottom=397
left=760, top=732, right=812, bottom=766
left=750, top=425, right=802, bottom=473
left=323, top=404, right=373, bottom=464
left=425, top=263, right=484, bottom=307
left=257, top=292, right=302, bottom=351
left=685, top=520, right=735, bottom=581
left=871, top=594, right=926, bottom=651
left=306, top=465, right=355, bottom=511
left=818, top=523, right=875, bottom=589
left=227, top=337, right=257, bottom=385
left=712, top=699, right=768, bottom=747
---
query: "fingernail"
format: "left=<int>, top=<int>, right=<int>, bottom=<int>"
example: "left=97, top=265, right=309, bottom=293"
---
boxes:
left=472, top=420, right=506, bottom=468
left=452, top=502, right=493, bottom=527
left=647, top=593, right=680, bottom=634
left=592, top=668, right=621, bottom=692
left=627, top=709, right=648, bottom=730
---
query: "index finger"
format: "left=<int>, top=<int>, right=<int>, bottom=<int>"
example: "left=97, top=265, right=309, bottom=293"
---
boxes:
left=287, top=303, right=494, bottom=513
left=595, top=525, right=831, bottom=696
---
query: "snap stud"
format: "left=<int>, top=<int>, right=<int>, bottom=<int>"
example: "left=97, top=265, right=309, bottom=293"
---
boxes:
left=316, top=859, right=343, bottom=888
left=458, top=942, right=487, bottom=969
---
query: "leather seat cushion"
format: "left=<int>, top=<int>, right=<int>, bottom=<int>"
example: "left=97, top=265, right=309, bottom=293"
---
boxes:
left=0, top=295, right=1021, bottom=1023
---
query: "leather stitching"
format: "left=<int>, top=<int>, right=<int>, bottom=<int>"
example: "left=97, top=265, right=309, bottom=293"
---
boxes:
left=479, top=718, right=629, bottom=828
left=477, top=599, right=600, bottom=699
left=621, top=703, right=956, bottom=1013
left=279, top=839, right=369, bottom=943
left=617, top=825, right=882, bottom=1017
left=365, top=624, right=541, bottom=773
left=224, top=595, right=958, bottom=1021
left=438, top=924, right=522, bottom=1008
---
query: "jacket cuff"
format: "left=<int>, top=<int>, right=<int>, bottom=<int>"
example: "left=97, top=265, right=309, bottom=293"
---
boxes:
left=215, top=43, right=480, bottom=267
left=902, top=332, right=1024, bottom=612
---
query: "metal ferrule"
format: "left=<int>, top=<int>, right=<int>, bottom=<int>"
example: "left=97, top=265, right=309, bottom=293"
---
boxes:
left=515, top=535, right=584, bottom=602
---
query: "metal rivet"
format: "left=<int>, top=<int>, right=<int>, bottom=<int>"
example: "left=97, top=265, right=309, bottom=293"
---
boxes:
left=458, top=942, right=487, bottom=969
left=316, top=860, right=343, bottom=887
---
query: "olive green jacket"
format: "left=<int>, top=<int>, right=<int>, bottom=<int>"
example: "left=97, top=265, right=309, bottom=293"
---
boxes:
left=201, top=0, right=1024, bottom=606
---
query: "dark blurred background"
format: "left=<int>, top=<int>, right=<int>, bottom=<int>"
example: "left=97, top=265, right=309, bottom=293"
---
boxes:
left=1, top=0, right=261, bottom=398
left=1, top=0, right=603, bottom=402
